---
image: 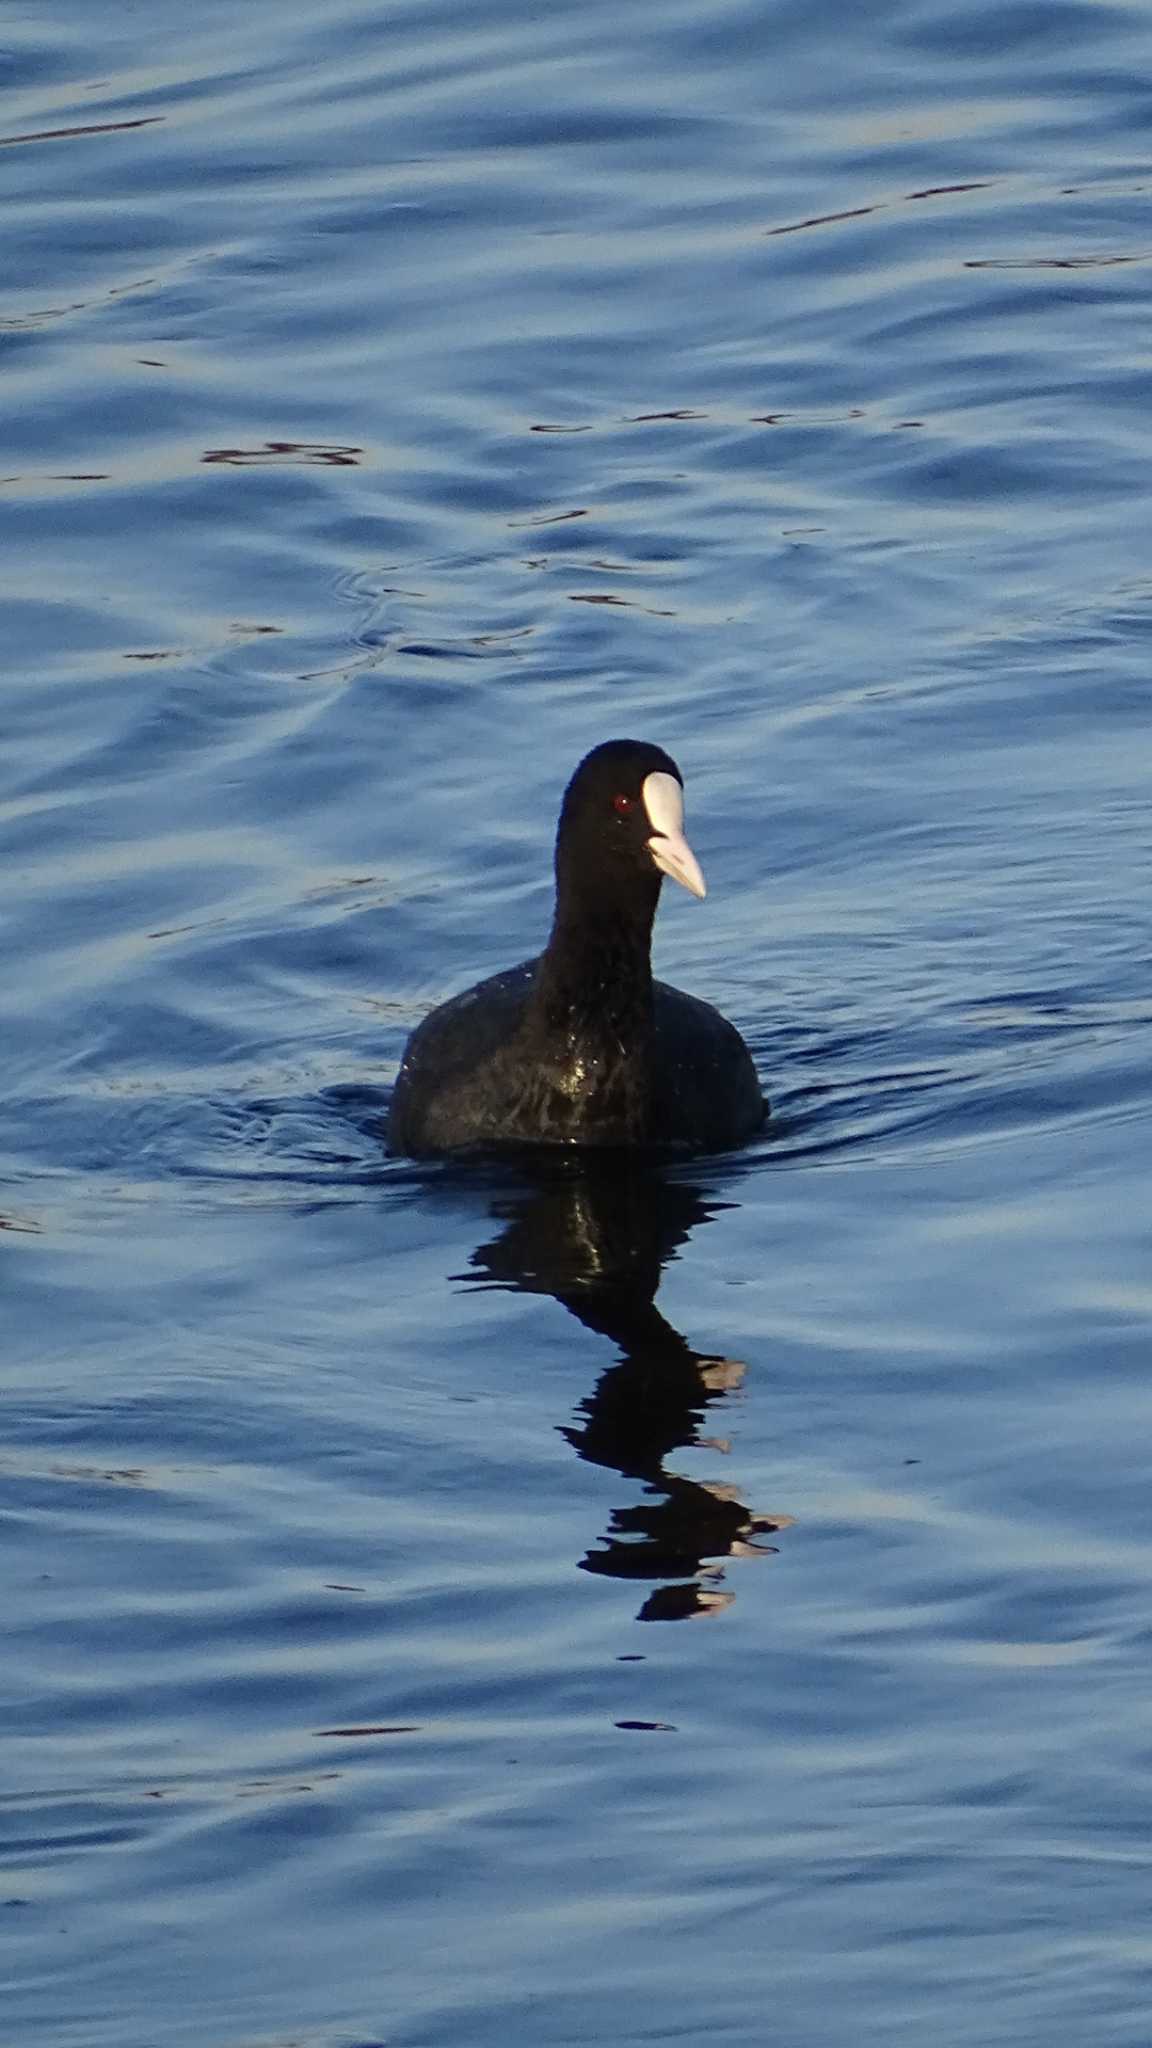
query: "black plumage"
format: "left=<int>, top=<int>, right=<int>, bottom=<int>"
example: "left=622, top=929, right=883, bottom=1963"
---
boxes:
left=387, top=740, right=766, bottom=1156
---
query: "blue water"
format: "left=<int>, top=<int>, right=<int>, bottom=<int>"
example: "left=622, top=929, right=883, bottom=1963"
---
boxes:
left=4, top=2, right=1152, bottom=2043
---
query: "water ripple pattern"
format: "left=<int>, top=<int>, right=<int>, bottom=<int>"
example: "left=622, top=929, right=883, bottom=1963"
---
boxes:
left=3, top=2, right=1152, bottom=2045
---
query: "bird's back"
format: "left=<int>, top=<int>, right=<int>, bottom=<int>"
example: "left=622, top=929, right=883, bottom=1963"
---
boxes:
left=387, top=962, right=765, bottom=1156
left=651, top=981, right=765, bottom=1152
left=387, top=960, right=537, bottom=1155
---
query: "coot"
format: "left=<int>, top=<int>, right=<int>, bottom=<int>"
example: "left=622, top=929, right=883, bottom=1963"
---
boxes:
left=387, top=739, right=766, bottom=1156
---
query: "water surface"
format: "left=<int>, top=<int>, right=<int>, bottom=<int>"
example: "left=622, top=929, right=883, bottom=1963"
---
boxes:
left=4, top=2, right=1152, bottom=2043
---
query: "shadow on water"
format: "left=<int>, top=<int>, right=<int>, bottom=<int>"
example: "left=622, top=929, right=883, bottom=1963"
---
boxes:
left=457, top=1155, right=792, bottom=1620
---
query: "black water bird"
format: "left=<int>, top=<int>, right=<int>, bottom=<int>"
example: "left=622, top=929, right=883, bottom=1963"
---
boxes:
left=387, top=740, right=766, bottom=1156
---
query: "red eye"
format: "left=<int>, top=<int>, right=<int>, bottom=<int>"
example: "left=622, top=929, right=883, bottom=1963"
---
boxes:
left=613, top=792, right=634, bottom=816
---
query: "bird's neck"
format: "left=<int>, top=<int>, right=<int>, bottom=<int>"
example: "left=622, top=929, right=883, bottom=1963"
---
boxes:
left=531, top=873, right=660, bottom=1048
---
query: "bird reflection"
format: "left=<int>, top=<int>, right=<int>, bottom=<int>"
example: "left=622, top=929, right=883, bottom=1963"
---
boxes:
left=462, top=1157, right=791, bottom=1620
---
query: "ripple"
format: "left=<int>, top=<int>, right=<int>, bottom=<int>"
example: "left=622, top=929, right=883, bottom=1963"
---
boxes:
left=7, top=0, right=1152, bottom=2044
